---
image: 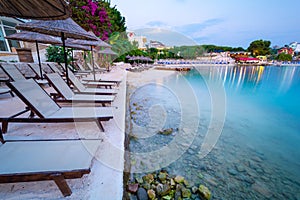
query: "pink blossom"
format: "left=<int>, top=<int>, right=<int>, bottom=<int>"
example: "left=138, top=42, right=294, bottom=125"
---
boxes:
left=81, top=5, right=90, bottom=11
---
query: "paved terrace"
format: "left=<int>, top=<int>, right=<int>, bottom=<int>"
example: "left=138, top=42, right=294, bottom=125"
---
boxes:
left=0, top=64, right=127, bottom=199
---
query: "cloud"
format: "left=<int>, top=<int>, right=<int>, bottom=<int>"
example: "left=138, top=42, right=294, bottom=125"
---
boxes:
left=174, top=18, right=224, bottom=36
left=146, top=21, right=169, bottom=28
left=133, top=28, right=198, bottom=46
left=132, top=18, right=225, bottom=46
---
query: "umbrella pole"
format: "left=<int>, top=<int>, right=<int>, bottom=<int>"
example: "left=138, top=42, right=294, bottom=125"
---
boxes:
left=91, top=46, right=96, bottom=81
left=61, top=33, right=69, bottom=85
left=71, top=48, right=74, bottom=69
left=35, top=41, right=43, bottom=80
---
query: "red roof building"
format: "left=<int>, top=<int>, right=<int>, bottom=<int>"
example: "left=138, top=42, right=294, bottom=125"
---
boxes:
left=278, top=47, right=294, bottom=55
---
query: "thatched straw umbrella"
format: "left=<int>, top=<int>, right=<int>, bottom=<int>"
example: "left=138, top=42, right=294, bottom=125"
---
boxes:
left=5, top=31, right=61, bottom=79
left=0, top=0, right=69, bottom=20
left=16, top=18, right=98, bottom=85
left=98, top=48, right=118, bottom=72
left=68, top=32, right=111, bottom=80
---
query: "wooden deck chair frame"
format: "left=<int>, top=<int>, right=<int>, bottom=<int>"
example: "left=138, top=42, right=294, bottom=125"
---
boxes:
left=0, top=130, right=97, bottom=197
left=0, top=88, right=14, bottom=97
left=0, top=79, right=113, bottom=133
left=44, top=73, right=114, bottom=106
left=0, top=63, right=27, bottom=81
left=68, top=70, right=117, bottom=95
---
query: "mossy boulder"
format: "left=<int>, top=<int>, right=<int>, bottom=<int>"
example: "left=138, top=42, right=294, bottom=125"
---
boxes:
left=147, top=189, right=156, bottom=200
left=143, top=174, right=154, bottom=184
left=181, top=188, right=192, bottom=198
left=174, top=175, right=185, bottom=184
left=199, top=184, right=212, bottom=200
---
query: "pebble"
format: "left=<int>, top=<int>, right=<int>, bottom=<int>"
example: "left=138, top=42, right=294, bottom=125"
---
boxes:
left=137, top=188, right=148, bottom=200
left=227, top=168, right=238, bottom=176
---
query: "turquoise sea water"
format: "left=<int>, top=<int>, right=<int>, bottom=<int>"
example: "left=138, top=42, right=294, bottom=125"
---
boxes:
left=128, top=65, right=300, bottom=199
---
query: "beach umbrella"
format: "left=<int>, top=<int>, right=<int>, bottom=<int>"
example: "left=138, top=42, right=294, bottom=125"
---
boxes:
left=5, top=31, right=61, bottom=79
left=98, top=48, right=118, bottom=72
left=68, top=32, right=111, bottom=80
left=0, top=0, right=70, bottom=20
left=16, top=18, right=98, bottom=85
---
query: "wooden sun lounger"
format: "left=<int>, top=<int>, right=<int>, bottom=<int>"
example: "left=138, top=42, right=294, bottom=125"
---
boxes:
left=0, top=79, right=114, bottom=133
left=45, top=73, right=114, bottom=105
left=0, top=63, right=27, bottom=81
left=68, top=70, right=117, bottom=95
left=0, top=63, right=47, bottom=85
left=0, top=88, right=14, bottom=97
left=0, top=136, right=99, bottom=197
left=46, top=62, right=65, bottom=76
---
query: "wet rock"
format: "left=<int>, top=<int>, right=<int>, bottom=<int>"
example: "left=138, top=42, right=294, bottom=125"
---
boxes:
left=235, top=164, right=246, bottom=172
left=198, top=185, right=212, bottom=200
left=135, top=177, right=144, bottom=184
left=181, top=187, right=192, bottom=198
left=174, top=175, right=185, bottom=183
left=158, top=128, right=174, bottom=135
left=128, top=183, right=139, bottom=193
left=227, top=168, right=238, bottom=176
left=142, top=183, right=152, bottom=190
left=252, top=182, right=273, bottom=198
left=192, top=186, right=198, bottom=194
left=175, top=185, right=182, bottom=200
left=143, top=174, right=154, bottom=184
left=137, top=187, right=148, bottom=200
left=158, top=171, right=168, bottom=182
left=156, top=183, right=171, bottom=196
left=170, top=178, right=176, bottom=186
left=129, top=193, right=138, bottom=200
left=147, top=189, right=156, bottom=200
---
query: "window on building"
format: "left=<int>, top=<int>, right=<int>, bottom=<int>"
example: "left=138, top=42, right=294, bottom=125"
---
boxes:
left=0, top=19, right=22, bottom=52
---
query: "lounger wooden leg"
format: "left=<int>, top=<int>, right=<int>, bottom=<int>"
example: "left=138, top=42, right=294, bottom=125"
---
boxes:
left=51, top=174, right=72, bottom=197
left=0, top=127, right=4, bottom=143
left=2, top=121, right=8, bottom=133
left=96, top=120, right=104, bottom=132
left=9, top=91, right=14, bottom=97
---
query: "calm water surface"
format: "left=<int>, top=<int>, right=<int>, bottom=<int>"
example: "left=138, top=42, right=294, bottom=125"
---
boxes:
left=128, top=65, right=300, bottom=199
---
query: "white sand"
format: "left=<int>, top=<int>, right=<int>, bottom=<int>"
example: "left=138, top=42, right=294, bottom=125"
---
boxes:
left=0, top=65, right=127, bottom=200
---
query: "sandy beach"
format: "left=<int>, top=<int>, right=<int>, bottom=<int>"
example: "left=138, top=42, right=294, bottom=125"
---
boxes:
left=0, top=64, right=127, bottom=200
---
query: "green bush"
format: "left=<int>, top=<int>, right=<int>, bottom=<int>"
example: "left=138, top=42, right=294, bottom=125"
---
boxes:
left=45, top=46, right=72, bottom=64
left=276, top=53, right=292, bottom=61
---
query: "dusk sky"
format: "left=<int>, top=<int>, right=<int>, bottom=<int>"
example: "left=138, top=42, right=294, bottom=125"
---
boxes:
left=110, top=0, right=300, bottom=48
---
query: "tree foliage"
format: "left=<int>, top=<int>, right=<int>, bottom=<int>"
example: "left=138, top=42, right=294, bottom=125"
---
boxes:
left=69, top=0, right=126, bottom=41
left=276, top=53, right=292, bottom=61
left=247, top=40, right=271, bottom=56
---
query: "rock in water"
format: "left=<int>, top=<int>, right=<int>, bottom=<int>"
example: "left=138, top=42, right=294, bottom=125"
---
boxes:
left=158, top=171, right=168, bottom=182
left=158, top=128, right=173, bottom=135
left=143, top=174, right=154, bottom=184
left=147, top=189, right=156, bottom=200
left=174, top=175, right=185, bottom=183
left=198, top=185, right=212, bottom=200
left=137, top=187, right=148, bottom=200
left=181, top=188, right=192, bottom=198
left=128, top=183, right=139, bottom=193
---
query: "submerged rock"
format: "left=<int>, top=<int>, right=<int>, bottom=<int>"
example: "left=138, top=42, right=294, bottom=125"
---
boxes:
left=156, top=183, right=171, bottom=196
left=181, top=187, right=192, bottom=198
left=137, top=187, right=148, bottom=200
left=143, top=174, right=154, bottom=184
left=198, top=185, right=212, bottom=200
left=147, top=189, right=156, bottom=200
left=174, top=175, right=185, bottom=184
left=158, top=128, right=174, bottom=135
